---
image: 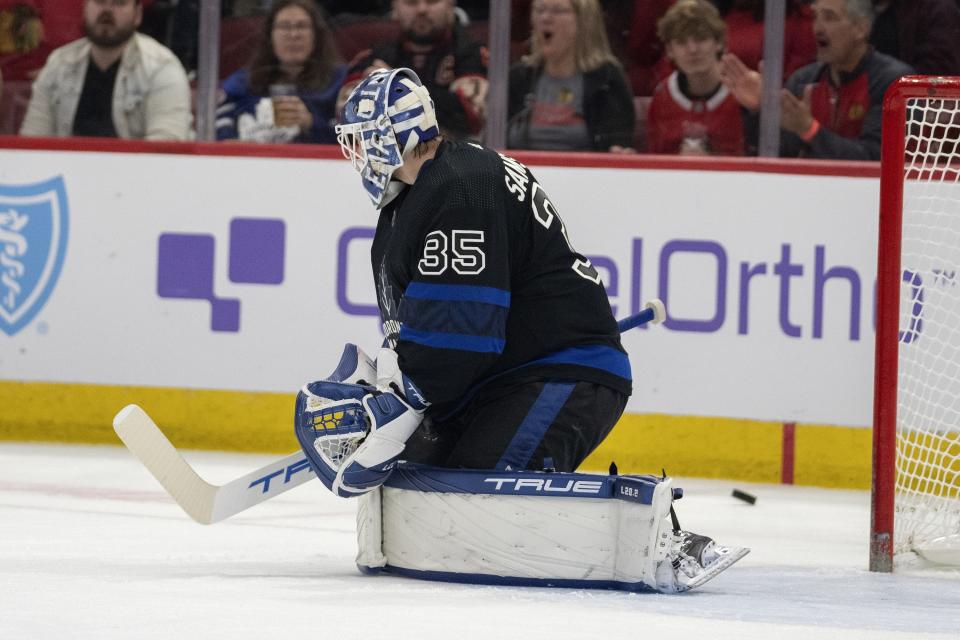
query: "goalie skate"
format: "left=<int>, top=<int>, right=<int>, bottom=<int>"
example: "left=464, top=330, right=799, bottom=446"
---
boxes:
left=656, top=530, right=750, bottom=593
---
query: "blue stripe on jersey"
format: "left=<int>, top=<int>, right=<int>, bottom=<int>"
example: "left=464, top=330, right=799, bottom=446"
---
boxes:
left=404, top=282, right=511, bottom=307
left=399, top=327, right=506, bottom=354
left=496, top=382, right=576, bottom=471
left=401, top=297, right=508, bottom=340
left=527, top=345, right=632, bottom=381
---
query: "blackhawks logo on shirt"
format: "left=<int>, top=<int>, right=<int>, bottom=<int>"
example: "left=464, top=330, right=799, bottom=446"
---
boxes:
left=0, top=3, right=42, bottom=55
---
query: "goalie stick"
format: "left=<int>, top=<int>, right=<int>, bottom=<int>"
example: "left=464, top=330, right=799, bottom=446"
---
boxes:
left=618, top=299, right=666, bottom=332
left=113, top=405, right=314, bottom=524
left=113, top=299, right=667, bottom=524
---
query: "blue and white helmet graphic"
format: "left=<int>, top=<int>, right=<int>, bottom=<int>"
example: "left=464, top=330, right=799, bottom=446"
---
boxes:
left=335, top=68, right=440, bottom=208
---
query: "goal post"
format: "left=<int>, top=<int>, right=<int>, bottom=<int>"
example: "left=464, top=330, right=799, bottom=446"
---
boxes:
left=871, top=76, right=960, bottom=572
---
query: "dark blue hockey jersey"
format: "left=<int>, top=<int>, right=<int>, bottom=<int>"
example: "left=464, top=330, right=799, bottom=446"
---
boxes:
left=372, top=140, right=631, bottom=419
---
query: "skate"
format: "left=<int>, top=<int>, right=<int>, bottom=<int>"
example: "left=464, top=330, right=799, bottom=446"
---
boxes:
left=655, top=530, right=750, bottom=593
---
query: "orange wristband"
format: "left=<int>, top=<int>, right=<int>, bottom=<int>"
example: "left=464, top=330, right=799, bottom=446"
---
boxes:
left=800, top=119, right=821, bottom=143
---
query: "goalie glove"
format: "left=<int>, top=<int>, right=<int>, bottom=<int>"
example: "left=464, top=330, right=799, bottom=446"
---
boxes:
left=326, top=343, right=376, bottom=386
left=333, top=390, right=423, bottom=497
left=294, top=381, right=371, bottom=494
left=293, top=380, right=423, bottom=498
left=374, top=347, right=429, bottom=411
left=327, top=349, right=430, bottom=495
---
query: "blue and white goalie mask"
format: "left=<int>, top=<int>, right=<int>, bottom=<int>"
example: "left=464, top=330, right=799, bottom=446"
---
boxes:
left=336, top=68, right=440, bottom=208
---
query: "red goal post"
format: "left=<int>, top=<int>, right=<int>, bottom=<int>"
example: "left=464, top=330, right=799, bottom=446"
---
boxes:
left=871, top=76, right=960, bottom=572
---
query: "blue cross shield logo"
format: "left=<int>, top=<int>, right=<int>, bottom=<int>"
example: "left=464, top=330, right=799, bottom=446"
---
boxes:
left=0, top=177, right=69, bottom=336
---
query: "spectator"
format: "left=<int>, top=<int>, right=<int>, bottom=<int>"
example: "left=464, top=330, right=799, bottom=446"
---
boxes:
left=216, top=0, right=346, bottom=144
left=647, top=0, right=744, bottom=155
left=507, top=0, right=635, bottom=152
left=20, top=0, right=190, bottom=140
left=713, top=0, right=816, bottom=77
left=870, top=0, right=960, bottom=76
left=338, top=0, right=488, bottom=140
left=0, top=0, right=83, bottom=82
left=721, top=0, right=912, bottom=160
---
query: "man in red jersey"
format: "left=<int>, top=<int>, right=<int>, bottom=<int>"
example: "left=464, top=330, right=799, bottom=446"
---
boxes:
left=721, top=0, right=912, bottom=159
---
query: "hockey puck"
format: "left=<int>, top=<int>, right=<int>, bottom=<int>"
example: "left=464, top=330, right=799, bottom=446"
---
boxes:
left=732, top=489, right=757, bottom=505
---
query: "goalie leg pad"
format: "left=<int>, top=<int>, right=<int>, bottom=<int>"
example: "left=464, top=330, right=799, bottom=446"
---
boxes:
left=356, top=489, right=387, bottom=573
left=355, top=465, right=748, bottom=593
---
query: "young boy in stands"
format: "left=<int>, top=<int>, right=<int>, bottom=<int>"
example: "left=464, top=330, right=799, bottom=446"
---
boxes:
left=647, top=0, right=745, bottom=156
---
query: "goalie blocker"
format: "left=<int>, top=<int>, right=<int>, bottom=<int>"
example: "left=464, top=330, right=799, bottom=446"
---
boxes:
left=355, top=464, right=749, bottom=594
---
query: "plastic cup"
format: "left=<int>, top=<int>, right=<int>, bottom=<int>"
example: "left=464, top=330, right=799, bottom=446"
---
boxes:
left=269, top=84, right=297, bottom=126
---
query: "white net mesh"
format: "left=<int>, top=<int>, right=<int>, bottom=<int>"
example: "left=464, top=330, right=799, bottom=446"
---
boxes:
left=895, top=89, right=960, bottom=564
left=303, top=395, right=368, bottom=468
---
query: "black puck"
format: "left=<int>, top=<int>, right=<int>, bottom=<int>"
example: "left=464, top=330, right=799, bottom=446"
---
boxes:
left=732, top=489, right=757, bottom=505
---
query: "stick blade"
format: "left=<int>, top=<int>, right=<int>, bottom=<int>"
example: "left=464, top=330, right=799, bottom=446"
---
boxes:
left=113, top=404, right=216, bottom=524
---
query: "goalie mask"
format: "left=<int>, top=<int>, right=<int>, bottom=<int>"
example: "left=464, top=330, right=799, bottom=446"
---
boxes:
left=336, top=68, right=440, bottom=209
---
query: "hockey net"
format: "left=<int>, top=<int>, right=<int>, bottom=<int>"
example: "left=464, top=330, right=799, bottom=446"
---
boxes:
left=872, top=76, right=960, bottom=571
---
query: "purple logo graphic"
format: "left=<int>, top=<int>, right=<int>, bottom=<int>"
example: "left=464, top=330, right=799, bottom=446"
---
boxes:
left=158, top=218, right=285, bottom=332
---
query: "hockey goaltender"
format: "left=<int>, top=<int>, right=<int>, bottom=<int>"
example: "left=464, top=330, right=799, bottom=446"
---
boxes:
left=290, top=67, right=749, bottom=593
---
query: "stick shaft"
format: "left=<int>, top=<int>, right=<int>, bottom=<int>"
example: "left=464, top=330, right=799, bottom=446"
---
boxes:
left=617, top=308, right=654, bottom=333
left=617, top=299, right=666, bottom=333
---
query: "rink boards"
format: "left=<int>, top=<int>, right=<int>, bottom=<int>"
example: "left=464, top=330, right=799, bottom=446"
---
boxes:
left=0, top=139, right=895, bottom=487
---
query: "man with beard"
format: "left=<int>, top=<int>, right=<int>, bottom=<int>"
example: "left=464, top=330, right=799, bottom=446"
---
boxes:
left=20, top=0, right=190, bottom=139
left=338, top=0, right=488, bottom=139
left=720, top=0, right=911, bottom=160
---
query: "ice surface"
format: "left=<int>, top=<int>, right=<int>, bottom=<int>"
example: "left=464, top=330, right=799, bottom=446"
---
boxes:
left=1, top=443, right=958, bottom=639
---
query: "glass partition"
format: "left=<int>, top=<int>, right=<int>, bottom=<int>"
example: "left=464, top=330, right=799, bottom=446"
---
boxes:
left=0, top=0, right=792, bottom=155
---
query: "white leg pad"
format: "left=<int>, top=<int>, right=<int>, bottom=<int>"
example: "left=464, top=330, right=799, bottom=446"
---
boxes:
left=355, top=465, right=679, bottom=591
left=355, top=488, right=387, bottom=572
left=615, top=478, right=676, bottom=587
